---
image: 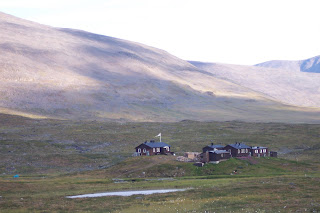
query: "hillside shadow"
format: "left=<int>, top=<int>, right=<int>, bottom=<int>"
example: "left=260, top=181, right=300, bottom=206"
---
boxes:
left=59, top=28, right=210, bottom=75
left=3, top=73, right=320, bottom=123
left=58, top=28, right=163, bottom=57
left=0, top=42, right=53, bottom=58
left=72, top=44, right=217, bottom=81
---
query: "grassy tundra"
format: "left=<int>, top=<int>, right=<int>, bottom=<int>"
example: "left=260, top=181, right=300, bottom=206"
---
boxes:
left=0, top=158, right=319, bottom=212
left=0, top=113, right=320, bottom=212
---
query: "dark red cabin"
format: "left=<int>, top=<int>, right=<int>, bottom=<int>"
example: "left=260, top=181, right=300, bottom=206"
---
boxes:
left=135, top=140, right=171, bottom=156
left=202, top=143, right=224, bottom=153
left=251, top=146, right=268, bottom=157
left=224, top=142, right=251, bottom=157
left=208, top=150, right=231, bottom=162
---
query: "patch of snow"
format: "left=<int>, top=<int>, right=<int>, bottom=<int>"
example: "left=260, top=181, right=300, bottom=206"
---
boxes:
left=66, top=188, right=188, bottom=198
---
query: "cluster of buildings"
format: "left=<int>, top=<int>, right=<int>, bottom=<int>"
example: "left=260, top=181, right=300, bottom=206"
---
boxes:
left=134, top=140, right=277, bottom=164
left=201, top=142, right=276, bottom=163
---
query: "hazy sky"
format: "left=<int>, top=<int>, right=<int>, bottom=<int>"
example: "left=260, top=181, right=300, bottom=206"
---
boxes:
left=1, top=0, right=319, bottom=65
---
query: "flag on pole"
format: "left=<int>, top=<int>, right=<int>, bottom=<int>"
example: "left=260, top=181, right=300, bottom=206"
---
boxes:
left=155, top=133, right=161, bottom=142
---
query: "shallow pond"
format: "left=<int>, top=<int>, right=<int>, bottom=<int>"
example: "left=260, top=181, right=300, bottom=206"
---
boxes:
left=66, top=189, right=188, bottom=198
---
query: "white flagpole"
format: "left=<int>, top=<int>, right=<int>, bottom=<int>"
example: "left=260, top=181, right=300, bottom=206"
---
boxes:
left=155, top=133, right=161, bottom=142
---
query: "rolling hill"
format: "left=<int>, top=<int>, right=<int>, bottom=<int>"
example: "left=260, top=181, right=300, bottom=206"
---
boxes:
left=190, top=60, right=320, bottom=108
left=255, top=55, right=320, bottom=73
left=1, top=12, right=320, bottom=123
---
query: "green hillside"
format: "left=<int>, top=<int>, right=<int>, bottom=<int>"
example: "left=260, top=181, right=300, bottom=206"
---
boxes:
left=0, top=155, right=319, bottom=212
left=87, top=155, right=317, bottom=179
left=1, top=114, right=320, bottom=212
left=1, top=113, right=320, bottom=175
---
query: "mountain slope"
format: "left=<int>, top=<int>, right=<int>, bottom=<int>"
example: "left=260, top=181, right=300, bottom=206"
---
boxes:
left=1, top=12, right=320, bottom=123
left=190, top=61, right=320, bottom=108
left=255, top=55, right=320, bottom=73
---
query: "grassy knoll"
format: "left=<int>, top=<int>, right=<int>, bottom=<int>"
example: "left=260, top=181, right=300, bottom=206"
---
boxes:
left=84, top=155, right=317, bottom=179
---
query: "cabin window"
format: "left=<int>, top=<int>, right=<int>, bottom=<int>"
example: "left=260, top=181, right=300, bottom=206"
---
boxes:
left=241, top=149, right=245, bottom=153
left=255, top=150, right=258, bottom=153
left=221, top=154, right=224, bottom=157
left=260, top=149, right=263, bottom=153
left=263, top=149, right=266, bottom=153
left=153, top=148, right=155, bottom=152
left=143, top=148, right=146, bottom=153
left=238, top=149, right=240, bottom=154
left=138, top=148, right=141, bottom=153
left=245, top=149, right=248, bottom=153
left=157, top=148, right=160, bottom=152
